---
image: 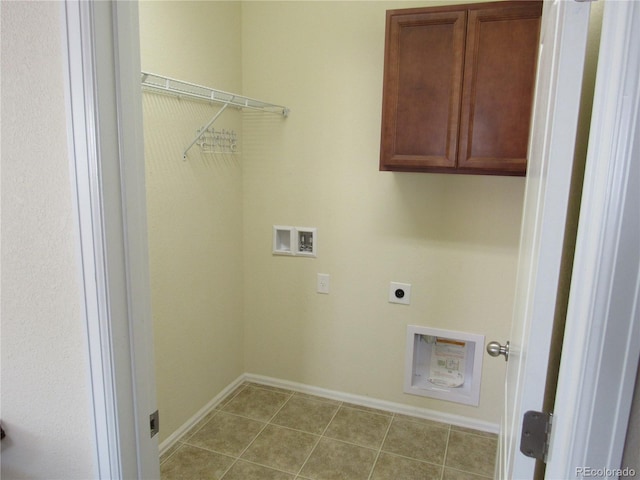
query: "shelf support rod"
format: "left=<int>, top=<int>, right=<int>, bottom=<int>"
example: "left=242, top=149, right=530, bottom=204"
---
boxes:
left=182, top=102, right=231, bottom=159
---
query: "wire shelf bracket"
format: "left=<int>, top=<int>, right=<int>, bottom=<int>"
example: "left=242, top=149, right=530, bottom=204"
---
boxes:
left=141, top=72, right=289, bottom=159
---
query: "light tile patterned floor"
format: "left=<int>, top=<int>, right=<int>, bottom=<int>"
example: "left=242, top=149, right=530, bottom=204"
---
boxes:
left=160, top=382, right=498, bottom=480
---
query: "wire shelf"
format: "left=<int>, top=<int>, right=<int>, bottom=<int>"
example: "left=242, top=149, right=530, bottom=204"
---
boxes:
left=141, top=72, right=289, bottom=159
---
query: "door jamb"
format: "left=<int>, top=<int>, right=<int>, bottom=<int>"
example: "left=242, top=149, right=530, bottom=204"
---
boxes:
left=546, top=1, right=640, bottom=476
left=62, top=1, right=159, bottom=478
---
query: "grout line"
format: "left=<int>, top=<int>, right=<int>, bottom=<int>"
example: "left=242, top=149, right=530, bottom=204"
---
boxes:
left=267, top=390, right=297, bottom=421
left=444, top=465, right=495, bottom=479
left=218, top=389, right=296, bottom=479
left=158, top=442, right=182, bottom=466
left=167, top=442, right=238, bottom=462
left=179, top=438, right=243, bottom=459
left=215, top=383, right=248, bottom=411
left=371, top=450, right=447, bottom=468
left=439, top=425, right=452, bottom=480
left=230, top=457, right=304, bottom=478
left=293, top=400, right=344, bottom=477
left=180, top=382, right=250, bottom=444
left=166, top=389, right=239, bottom=453
left=161, top=385, right=496, bottom=480
left=180, top=409, right=219, bottom=442
left=366, top=412, right=395, bottom=480
left=261, top=422, right=324, bottom=438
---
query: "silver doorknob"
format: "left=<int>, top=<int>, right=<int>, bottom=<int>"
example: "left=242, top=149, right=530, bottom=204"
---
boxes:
left=487, top=341, right=509, bottom=361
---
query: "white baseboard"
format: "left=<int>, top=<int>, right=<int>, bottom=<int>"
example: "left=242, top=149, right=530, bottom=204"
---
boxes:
left=159, top=372, right=500, bottom=455
left=244, top=373, right=499, bottom=435
left=158, top=375, right=246, bottom=455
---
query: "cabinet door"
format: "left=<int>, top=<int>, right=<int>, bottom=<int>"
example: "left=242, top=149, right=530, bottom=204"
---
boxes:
left=458, top=2, right=542, bottom=175
left=380, top=9, right=466, bottom=172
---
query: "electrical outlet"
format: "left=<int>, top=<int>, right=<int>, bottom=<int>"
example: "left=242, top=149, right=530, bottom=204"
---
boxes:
left=389, top=282, right=411, bottom=305
left=317, top=273, right=330, bottom=294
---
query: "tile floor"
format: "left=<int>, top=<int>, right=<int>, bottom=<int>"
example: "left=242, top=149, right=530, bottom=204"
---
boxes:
left=160, top=382, right=498, bottom=480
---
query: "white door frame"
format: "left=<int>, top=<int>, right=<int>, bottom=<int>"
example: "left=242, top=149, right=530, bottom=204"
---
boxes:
left=62, top=1, right=639, bottom=478
left=62, top=1, right=159, bottom=478
left=546, top=1, right=640, bottom=477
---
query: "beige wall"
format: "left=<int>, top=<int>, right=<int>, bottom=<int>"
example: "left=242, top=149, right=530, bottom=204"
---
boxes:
left=0, top=0, right=606, bottom=474
left=241, top=1, right=521, bottom=424
left=0, top=2, right=96, bottom=478
left=140, top=0, right=604, bottom=438
left=139, top=1, right=246, bottom=442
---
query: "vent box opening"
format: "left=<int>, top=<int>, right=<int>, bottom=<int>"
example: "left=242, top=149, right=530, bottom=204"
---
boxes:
left=405, top=325, right=485, bottom=406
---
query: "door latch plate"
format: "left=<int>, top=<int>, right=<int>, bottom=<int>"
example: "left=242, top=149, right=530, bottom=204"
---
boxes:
left=150, top=410, right=159, bottom=438
left=520, top=410, right=552, bottom=462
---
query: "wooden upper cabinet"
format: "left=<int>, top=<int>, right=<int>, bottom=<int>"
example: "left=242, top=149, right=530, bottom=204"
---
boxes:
left=380, top=1, right=542, bottom=176
left=380, top=9, right=467, bottom=170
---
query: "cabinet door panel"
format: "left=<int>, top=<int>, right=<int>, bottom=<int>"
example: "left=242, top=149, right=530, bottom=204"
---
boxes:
left=458, top=2, right=542, bottom=175
left=380, top=10, right=466, bottom=171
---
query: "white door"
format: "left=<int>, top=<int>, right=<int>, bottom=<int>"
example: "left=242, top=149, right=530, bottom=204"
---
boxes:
left=493, top=2, right=591, bottom=479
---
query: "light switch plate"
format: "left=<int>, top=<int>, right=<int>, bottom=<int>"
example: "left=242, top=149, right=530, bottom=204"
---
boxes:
left=389, top=282, right=411, bottom=305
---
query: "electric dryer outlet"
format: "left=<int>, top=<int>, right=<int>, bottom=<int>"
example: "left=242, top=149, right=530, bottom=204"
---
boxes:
left=389, top=282, right=411, bottom=305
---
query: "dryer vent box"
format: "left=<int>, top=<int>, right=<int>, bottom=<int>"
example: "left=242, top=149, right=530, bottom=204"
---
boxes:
left=405, top=325, right=484, bottom=406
